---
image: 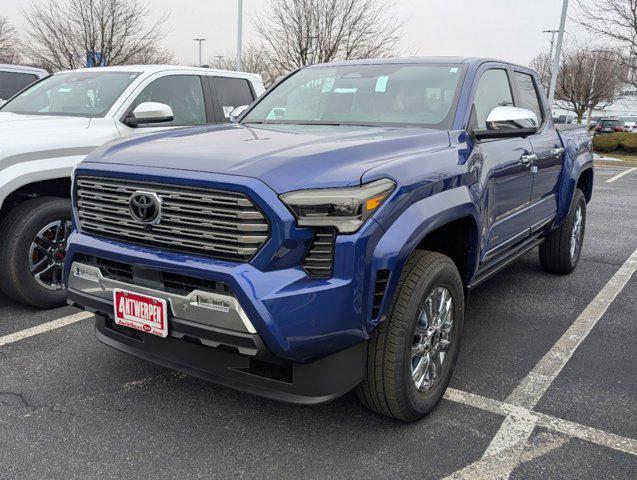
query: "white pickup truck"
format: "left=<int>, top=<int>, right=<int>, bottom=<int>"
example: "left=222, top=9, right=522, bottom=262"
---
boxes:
left=0, top=65, right=265, bottom=308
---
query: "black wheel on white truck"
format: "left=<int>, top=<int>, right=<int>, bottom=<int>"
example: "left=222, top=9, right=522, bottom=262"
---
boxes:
left=0, top=197, right=72, bottom=308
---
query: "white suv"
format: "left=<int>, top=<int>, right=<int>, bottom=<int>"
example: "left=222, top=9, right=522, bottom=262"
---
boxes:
left=0, top=64, right=48, bottom=104
left=0, top=65, right=264, bottom=308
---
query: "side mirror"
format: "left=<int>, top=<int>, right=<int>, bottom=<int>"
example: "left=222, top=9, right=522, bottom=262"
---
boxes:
left=126, top=102, right=174, bottom=126
left=229, top=105, right=249, bottom=123
left=473, top=106, right=539, bottom=140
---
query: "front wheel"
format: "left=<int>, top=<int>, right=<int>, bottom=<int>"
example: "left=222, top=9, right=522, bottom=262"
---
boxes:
left=356, top=251, right=465, bottom=422
left=0, top=197, right=72, bottom=308
left=539, top=189, right=586, bottom=274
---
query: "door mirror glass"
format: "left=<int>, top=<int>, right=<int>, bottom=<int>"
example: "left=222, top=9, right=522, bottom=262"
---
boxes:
left=473, top=106, right=539, bottom=140
left=126, top=102, right=174, bottom=126
left=229, top=105, right=249, bottom=123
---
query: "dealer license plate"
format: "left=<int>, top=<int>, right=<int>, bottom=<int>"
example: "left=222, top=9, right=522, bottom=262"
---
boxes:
left=113, top=289, right=168, bottom=338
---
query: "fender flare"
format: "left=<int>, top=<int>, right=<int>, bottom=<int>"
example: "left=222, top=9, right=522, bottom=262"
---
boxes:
left=0, top=162, right=78, bottom=211
left=368, top=186, right=480, bottom=329
left=555, top=143, right=594, bottom=226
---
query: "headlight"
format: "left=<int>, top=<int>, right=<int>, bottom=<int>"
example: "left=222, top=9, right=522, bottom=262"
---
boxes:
left=280, top=178, right=396, bottom=233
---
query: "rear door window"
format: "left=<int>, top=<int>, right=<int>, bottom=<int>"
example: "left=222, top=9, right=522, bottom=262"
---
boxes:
left=211, top=77, right=255, bottom=121
left=0, top=72, right=39, bottom=100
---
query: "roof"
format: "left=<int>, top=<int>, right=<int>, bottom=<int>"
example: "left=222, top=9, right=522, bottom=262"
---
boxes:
left=309, top=56, right=524, bottom=69
left=0, top=63, right=49, bottom=76
left=57, top=64, right=262, bottom=82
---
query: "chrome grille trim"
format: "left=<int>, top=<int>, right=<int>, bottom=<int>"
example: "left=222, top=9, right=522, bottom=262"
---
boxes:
left=76, top=176, right=270, bottom=261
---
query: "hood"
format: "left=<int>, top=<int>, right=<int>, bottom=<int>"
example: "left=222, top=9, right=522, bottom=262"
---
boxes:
left=0, top=112, right=91, bottom=132
left=0, top=113, right=94, bottom=165
left=87, top=123, right=451, bottom=192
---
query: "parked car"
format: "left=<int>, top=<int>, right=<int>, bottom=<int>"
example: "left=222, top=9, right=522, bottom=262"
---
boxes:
left=0, top=64, right=48, bottom=104
left=619, top=116, right=637, bottom=131
left=553, top=114, right=576, bottom=124
left=65, top=57, right=593, bottom=421
left=594, top=118, right=623, bottom=134
left=587, top=116, right=603, bottom=130
left=0, top=65, right=264, bottom=308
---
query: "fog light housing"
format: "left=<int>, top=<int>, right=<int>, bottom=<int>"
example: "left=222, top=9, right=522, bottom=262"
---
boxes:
left=73, top=264, right=99, bottom=282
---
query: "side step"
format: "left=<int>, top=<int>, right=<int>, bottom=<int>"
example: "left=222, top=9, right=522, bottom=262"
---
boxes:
left=469, top=237, right=543, bottom=290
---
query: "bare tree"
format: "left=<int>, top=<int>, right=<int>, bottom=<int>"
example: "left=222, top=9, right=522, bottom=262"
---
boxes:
left=573, top=0, right=637, bottom=86
left=0, top=16, right=20, bottom=64
left=530, top=51, right=552, bottom=90
left=210, top=44, right=278, bottom=87
left=534, top=45, right=626, bottom=123
left=254, top=0, right=401, bottom=77
left=21, top=0, right=173, bottom=71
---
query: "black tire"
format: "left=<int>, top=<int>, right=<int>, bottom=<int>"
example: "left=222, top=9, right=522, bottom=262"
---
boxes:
left=356, top=250, right=465, bottom=422
left=539, top=189, right=586, bottom=274
left=0, top=197, right=72, bottom=308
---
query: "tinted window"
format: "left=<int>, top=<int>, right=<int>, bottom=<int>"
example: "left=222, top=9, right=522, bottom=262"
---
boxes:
left=472, top=69, right=514, bottom=129
left=213, top=77, right=254, bottom=121
left=0, top=72, right=39, bottom=100
left=130, top=75, right=206, bottom=126
left=515, top=72, right=543, bottom=122
left=1, top=71, right=140, bottom=117
left=243, top=64, right=465, bottom=129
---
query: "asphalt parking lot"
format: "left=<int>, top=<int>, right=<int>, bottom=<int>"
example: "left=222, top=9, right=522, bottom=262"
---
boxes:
left=0, top=166, right=635, bottom=480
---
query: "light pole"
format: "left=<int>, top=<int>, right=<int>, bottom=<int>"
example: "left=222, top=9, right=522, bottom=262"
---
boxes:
left=548, top=0, right=569, bottom=107
left=236, top=0, right=243, bottom=71
left=587, top=49, right=611, bottom=125
left=193, top=38, right=207, bottom=67
left=543, top=29, right=559, bottom=75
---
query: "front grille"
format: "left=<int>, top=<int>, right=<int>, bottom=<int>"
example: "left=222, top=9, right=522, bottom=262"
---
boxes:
left=76, top=176, right=269, bottom=262
left=303, top=228, right=336, bottom=277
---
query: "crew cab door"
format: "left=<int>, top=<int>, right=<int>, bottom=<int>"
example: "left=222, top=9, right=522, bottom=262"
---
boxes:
left=512, top=70, right=564, bottom=232
left=470, top=67, right=534, bottom=261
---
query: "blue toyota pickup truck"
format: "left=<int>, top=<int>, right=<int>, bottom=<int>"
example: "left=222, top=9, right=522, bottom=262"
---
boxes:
left=64, top=57, right=593, bottom=421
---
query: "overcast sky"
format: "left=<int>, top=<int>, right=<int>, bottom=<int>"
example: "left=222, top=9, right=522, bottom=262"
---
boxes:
left=2, top=0, right=593, bottom=66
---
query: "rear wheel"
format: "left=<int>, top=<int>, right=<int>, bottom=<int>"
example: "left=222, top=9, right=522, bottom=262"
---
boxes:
left=356, top=250, right=464, bottom=422
left=0, top=197, right=71, bottom=308
left=539, top=189, right=586, bottom=274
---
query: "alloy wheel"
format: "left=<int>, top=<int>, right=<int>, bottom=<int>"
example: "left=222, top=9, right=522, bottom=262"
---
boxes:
left=28, top=219, right=71, bottom=291
left=411, top=286, right=454, bottom=392
left=570, top=205, right=583, bottom=261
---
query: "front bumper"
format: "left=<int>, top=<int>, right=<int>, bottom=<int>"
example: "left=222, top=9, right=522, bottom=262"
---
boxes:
left=92, top=312, right=365, bottom=404
left=67, top=259, right=368, bottom=404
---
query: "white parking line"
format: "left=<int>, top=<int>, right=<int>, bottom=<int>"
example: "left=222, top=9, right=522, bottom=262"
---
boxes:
left=444, top=388, right=637, bottom=457
left=445, top=246, right=637, bottom=479
left=0, top=311, right=93, bottom=347
left=605, top=167, right=637, bottom=183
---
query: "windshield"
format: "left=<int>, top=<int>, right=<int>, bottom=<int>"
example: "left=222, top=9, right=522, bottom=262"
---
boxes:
left=243, top=63, right=465, bottom=129
left=1, top=71, right=141, bottom=117
left=601, top=120, right=620, bottom=126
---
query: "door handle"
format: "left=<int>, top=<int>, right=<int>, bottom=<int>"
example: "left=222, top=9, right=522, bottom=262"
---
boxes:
left=520, top=154, right=537, bottom=166
left=552, top=147, right=565, bottom=156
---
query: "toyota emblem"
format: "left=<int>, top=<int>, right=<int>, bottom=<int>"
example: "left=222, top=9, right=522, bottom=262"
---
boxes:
left=128, top=191, right=162, bottom=225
